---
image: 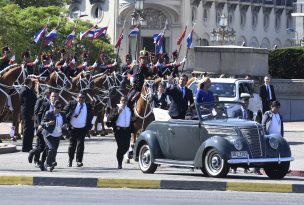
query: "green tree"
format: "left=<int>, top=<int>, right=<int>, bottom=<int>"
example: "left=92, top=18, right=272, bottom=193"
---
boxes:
left=11, top=0, right=71, bottom=8
left=0, top=4, right=115, bottom=64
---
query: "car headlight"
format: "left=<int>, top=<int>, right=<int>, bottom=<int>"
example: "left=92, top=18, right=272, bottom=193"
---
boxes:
left=233, top=138, right=243, bottom=150
left=269, top=137, right=279, bottom=150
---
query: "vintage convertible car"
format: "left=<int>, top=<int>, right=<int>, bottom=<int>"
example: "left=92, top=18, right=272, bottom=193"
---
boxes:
left=133, top=102, right=294, bottom=179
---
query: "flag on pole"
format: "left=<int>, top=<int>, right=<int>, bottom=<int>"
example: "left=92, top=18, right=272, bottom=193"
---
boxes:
left=115, top=29, right=124, bottom=48
left=34, top=25, right=48, bottom=44
left=186, top=29, right=194, bottom=49
left=153, top=33, right=165, bottom=54
left=128, top=27, right=139, bottom=37
left=65, top=30, right=76, bottom=49
left=44, top=29, right=58, bottom=46
left=80, top=25, right=97, bottom=40
left=177, top=26, right=187, bottom=45
left=93, top=26, right=108, bottom=39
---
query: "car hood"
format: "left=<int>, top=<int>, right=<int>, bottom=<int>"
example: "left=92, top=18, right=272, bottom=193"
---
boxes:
left=202, top=118, right=260, bottom=129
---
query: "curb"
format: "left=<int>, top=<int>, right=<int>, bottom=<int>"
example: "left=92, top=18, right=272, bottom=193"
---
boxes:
left=1, top=176, right=304, bottom=193
left=0, top=144, right=17, bottom=154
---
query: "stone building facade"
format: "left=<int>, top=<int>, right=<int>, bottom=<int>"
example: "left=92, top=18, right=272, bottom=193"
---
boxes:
left=68, top=0, right=296, bottom=66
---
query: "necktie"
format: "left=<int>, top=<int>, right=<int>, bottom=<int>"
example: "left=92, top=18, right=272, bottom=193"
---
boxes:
left=181, top=87, right=185, bottom=98
left=243, top=109, right=248, bottom=119
left=266, top=85, right=271, bottom=100
left=75, top=104, right=83, bottom=118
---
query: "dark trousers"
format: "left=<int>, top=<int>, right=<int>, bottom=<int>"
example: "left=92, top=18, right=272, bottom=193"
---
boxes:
left=22, top=115, right=35, bottom=152
left=44, top=135, right=60, bottom=167
left=68, top=127, right=86, bottom=163
left=114, top=127, right=131, bottom=166
left=31, top=132, right=46, bottom=163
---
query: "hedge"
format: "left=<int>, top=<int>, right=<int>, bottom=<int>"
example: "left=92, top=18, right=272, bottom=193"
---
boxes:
left=269, top=47, right=304, bottom=79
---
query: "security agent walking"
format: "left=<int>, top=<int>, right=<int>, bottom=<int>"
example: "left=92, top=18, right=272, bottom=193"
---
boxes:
left=63, top=92, right=93, bottom=167
left=260, top=75, right=276, bottom=113
left=39, top=100, right=67, bottom=171
left=29, top=91, right=59, bottom=168
left=110, top=96, right=132, bottom=169
left=262, top=101, right=284, bottom=137
left=20, top=78, right=37, bottom=152
left=28, top=89, right=51, bottom=165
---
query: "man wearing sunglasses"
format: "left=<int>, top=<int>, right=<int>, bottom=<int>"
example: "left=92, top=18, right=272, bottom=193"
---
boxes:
left=63, top=92, right=93, bottom=167
left=40, top=100, right=67, bottom=172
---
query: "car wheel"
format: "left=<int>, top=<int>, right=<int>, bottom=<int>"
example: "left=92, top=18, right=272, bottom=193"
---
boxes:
left=264, top=162, right=290, bottom=179
left=203, top=148, right=230, bottom=178
left=138, top=144, right=157, bottom=174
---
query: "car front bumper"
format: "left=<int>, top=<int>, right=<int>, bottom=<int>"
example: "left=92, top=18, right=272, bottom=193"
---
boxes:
left=228, top=157, right=294, bottom=164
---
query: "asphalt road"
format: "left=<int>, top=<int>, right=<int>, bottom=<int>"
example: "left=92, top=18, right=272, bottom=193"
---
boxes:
left=1, top=186, right=304, bottom=205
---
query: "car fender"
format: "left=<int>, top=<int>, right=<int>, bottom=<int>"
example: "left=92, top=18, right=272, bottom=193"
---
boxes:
left=265, top=134, right=292, bottom=157
left=193, top=136, right=234, bottom=168
left=133, top=130, right=163, bottom=161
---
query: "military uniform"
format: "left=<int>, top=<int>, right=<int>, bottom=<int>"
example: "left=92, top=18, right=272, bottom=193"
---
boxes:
left=0, top=47, right=11, bottom=71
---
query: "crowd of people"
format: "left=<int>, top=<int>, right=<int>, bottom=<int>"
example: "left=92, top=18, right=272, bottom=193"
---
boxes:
left=1, top=44, right=284, bottom=175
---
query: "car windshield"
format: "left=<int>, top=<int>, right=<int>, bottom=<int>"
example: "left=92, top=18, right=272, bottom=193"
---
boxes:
left=193, top=101, right=246, bottom=121
left=189, top=82, right=236, bottom=98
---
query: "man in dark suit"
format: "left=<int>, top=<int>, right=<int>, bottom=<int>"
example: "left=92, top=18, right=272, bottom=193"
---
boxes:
left=63, top=92, right=93, bottom=167
left=28, top=89, right=51, bottom=165
left=40, top=100, right=67, bottom=172
left=232, top=93, right=254, bottom=120
left=28, top=91, right=58, bottom=168
left=259, top=75, right=276, bottom=113
left=20, top=78, right=37, bottom=152
left=165, top=74, right=194, bottom=119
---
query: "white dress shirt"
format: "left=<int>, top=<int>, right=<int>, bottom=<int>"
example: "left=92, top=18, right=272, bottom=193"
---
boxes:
left=116, top=105, right=131, bottom=128
left=50, top=113, right=63, bottom=137
left=70, top=102, right=87, bottom=128
left=268, top=113, right=281, bottom=135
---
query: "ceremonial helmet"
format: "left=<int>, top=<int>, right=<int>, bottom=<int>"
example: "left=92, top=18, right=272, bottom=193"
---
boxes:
left=139, top=49, right=148, bottom=59
left=2, top=46, right=10, bottom=54
left=172, top=49, right=178, bottom=58
left=125, top=53, right=132, bottom=61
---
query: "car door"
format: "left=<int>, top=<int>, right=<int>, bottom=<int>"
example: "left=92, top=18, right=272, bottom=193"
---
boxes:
left=167, top=120, right=201, bottom=160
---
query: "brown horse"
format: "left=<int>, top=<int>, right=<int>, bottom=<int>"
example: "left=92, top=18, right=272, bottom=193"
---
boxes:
left=132, top=78, right=162, bottom=143
left=0, top=64, right=30, bottom=139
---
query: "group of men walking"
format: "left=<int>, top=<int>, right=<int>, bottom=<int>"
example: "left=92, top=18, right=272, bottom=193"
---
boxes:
left=22, top=85, right=93, bottom=171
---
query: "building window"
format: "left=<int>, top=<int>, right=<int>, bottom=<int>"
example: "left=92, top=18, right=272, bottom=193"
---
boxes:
left=252, top=13, right=258, bottom=30
left=91, top=4, right=103, bottom=21
left=263, top=14, right=269, bottom=31
left=203, top=8, right=208, bottom=23
left=240, top=11, right=246, bottom=29
left=275, top=14, right=281, bottom=32
left=216, top=10, right=222, bottom=26
left=228, top=12, right=234, bottom=26
left=286, top=15, right=292, bottom=29
left=70, top=6, right=80, bottom=19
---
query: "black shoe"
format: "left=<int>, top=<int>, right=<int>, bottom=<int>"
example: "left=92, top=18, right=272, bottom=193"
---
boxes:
left=49, top=162, right=56, bottom=172
left=118, top=165, right=122, bottom=169
left=28, top=150, right=35, bottom=163
left=67, top=162, right=72, bottom=167
left=76, top=162, right=83, bottom=167
left=39, top=164, right=45, bottom=171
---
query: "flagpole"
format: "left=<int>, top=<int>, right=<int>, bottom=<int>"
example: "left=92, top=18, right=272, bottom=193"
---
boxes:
left=181, top=48, right=189, bottom=74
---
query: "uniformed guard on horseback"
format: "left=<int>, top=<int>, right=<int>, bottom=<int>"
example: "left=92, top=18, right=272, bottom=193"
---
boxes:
left=39, top=52, right=54, bottom=77
left=21, top=49, right=39, bottom=75
left=0, top=46, right=12, bottom=71
left=127, top=49, right=153, bottom=108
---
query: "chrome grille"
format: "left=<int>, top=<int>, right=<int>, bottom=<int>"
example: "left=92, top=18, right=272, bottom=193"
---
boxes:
left=240, top=128, right=264, bottom=158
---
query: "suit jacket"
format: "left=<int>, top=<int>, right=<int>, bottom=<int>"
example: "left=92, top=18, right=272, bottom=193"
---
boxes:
left=34, top=96, right=48, bottom=127
left=232, top=108, right=254, bottom=120
left=41, top=111, right=67, bottom=137
left=259, top=84, right=276, bottom=107
left=19, top=86, right=37, bottom=117
left=165, top=85, right=194, bottom=118
left=262, top=110, right=284, bottom=137
left=63, top=100, right=93, bottom=132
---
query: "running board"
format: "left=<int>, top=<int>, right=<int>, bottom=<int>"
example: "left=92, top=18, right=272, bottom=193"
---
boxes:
left=154, top=159, right=195, bottom=168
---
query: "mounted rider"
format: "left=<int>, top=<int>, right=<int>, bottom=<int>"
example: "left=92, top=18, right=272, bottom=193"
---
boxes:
left=21, top=49, right=39, bottom=75
left=39, top=52, right=54, bottom=77
left=127, top=49, right=153, bottom=108
left=0, top=46, right=12, bottom=71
